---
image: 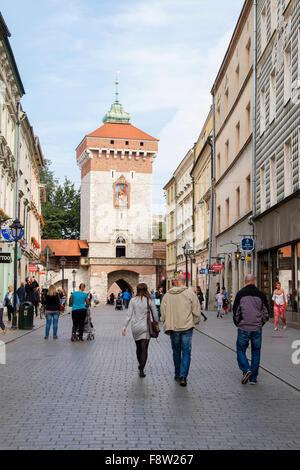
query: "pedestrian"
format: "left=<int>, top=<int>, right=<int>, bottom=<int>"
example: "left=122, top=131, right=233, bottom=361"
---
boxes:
left=122, top=289, right=131, bottom=309
left=61, top=288, right=67, bottom=307
left=122, top=283, right=158, bottom=378
left=17, top=282, right=26, bottom=303
left=222, top=287, right=229, bottom=315
left=216, top=289, right=224, bottom=318
left=4, top=286, right=20, bottom=322
left=0, top=294, right=6, bottom=334
left=44, top=285, right=61, bottom=340
left=272, top=281, right=287, bottom=331
left=33, top=287, right=40, bottom=317
left=150, top=289, right=155, bottom=300
left=25, top=277, right=35, bottom=303
left=196, top=286, right=207, bottom=321
left=155, top=286, right=164, bottom=321
left=233, top=274, right=270, bottom=385
left=161, top=274, right=200, bottom=387
left=70, top=283, right=89, bottom=342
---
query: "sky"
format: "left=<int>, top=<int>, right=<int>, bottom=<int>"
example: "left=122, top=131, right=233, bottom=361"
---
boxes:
left=1, top=0, right=244, bottom=214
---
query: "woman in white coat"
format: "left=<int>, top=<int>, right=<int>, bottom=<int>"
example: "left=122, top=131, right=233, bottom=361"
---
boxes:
left=122, top=283, right=158, bottom=378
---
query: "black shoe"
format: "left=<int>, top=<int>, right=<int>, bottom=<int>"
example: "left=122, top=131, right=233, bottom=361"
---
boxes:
left=242, top=371, right=252, bottom=384
left=174, top=376, right=181, bottom=382
left=204, top=317, right=207, bottom=321
left=180, top=377, right=187, bottom=387
left=139, top=370, right=146, bottom=378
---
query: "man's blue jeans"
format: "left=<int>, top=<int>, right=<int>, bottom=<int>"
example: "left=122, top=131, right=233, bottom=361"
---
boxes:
left=236, top=329, right=262, bottom=382
left=170, top=328, right=193, bottom=379
left=45, top=312, right=60, bottom=337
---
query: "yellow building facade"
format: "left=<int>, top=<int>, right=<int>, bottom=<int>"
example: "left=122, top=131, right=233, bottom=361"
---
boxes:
left=164, top=177, right=176, bottom=290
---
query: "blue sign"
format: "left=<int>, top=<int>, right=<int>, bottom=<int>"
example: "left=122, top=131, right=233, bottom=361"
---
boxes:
left=199, top=268, right=208, bottom=275
left=1, top=229, right=24, bottom=242
left=241, top=238, right=254, bottom=251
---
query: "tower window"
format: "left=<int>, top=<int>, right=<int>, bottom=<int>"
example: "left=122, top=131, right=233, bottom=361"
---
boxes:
left=140, top=142, right=144, bottom=146
left=116, top=246, right=126, bottom=258
left=110, top=140, right=114, bottom=144
left=125, top=141, right=129, bottom=145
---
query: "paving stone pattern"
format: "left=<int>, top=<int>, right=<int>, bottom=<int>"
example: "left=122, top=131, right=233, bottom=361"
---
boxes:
left=0, top=306, right=299, bottom=450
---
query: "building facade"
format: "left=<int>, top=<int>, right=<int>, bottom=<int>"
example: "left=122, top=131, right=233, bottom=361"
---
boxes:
left=211, top=0, right=254, bottom=304
left=190, top=110, right=213, bottom=293
left=254, top=0, right=300, bottom=325
left=164, top=177, right=176, bottom=290
left=0, top=13, right=44, bottom=300
left=76, top=82, right=160, bottom=304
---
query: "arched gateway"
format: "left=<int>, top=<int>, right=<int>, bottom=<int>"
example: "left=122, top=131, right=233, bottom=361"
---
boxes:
left=75, top=82, right=160, bottom=304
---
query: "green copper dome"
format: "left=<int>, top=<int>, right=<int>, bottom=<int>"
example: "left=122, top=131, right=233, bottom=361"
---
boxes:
left=103, top=80, right=131, bottom=124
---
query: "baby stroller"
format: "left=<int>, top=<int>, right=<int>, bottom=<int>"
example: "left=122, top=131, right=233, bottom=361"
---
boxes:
left=115, top=298, right=123, bottom=310
left=76, top=307, right=95, bottom=341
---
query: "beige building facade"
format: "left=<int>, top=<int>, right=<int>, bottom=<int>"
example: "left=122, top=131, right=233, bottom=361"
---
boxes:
left=164, top=177, right=176, bottom=290
left=211, top=0, right=253, bottom=303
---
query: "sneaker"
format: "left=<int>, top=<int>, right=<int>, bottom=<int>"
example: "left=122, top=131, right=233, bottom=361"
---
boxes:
left=242, top=371, right=252, bottom=384
left=44, top=336, right=49, bottom=340
left=174, top=376, right=181, bottom=382
left=53, top=336, right=58, bottom=339
left=2, top=328, right=6, bottom=335
left=180, top=377, right=187, bottom=387
left=250, top=381, right=257, bottom=385
left=71, top=333, right=76, bottom=342
left=283, top=325, right=287, bottom=329
left=139, top=370, right=146, bottom=378
left=79, top=339, right=84, bottom=343
left=274, top=327, right=278, bottom=331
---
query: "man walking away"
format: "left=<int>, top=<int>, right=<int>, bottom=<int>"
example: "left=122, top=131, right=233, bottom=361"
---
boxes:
left=122, top=290, right=131, bottom=309
left=161, top=274, right=200, bottom=387
left=233, top=274, right=270, bottom=385
left=17, top=282, right=26, bottom=303
left=196, top=286, right=207, bottom=321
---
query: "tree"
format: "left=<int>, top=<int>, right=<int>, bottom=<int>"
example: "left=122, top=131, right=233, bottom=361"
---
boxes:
left=40, top=161, right=80, bottom=239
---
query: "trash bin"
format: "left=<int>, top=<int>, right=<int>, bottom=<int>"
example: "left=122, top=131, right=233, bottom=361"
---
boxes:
left=18, top=301, right=34, bottom=330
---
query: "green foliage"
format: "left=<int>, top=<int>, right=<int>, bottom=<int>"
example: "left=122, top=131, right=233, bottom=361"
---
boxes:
left=40, top=161, right=80, bottom=239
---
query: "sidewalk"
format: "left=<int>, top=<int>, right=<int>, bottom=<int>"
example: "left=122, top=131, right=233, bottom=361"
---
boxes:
left=0, top=307, right=71, bottom=344
left=197, top=310, right=300, bottom=391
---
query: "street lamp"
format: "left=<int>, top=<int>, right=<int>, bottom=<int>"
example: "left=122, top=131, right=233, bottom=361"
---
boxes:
left=72, top=269, right=76, bottom=291
left=10, top=218, right=24, bottom=329
left=60, top=256, right=66, bottom=291
left=183, top=242, right=191, bottom=287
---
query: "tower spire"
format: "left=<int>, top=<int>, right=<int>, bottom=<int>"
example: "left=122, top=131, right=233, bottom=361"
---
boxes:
left=103, top=72, right=131, bottom=124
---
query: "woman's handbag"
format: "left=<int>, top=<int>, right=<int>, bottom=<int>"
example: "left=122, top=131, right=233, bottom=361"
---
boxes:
left=147, top=299, right=160, bottom=338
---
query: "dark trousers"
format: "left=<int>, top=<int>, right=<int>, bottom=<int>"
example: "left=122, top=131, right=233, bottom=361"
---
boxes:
left=0, top=308, right=5, bottom=331
left=135, top=339, right=150, bottom=371
left=72, top=309, right=86, bottom=340
left=7, top=305, right=13, bottom=322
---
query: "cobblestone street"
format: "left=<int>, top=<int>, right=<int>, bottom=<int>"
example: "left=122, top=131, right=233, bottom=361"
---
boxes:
left=0, top=306, right=299, bottom=450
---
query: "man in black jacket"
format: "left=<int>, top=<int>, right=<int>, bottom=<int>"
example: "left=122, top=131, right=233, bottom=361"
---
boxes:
left=233, top=274, right=270, bottom=385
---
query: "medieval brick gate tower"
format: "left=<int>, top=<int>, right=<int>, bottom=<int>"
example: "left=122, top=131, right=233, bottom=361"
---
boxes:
left=76, top=79, right=159, bottom=304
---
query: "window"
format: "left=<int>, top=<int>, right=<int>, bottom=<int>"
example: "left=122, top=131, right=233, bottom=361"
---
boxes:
left=235, top=121, right=240, bottom=155
left=284, top=43, right=292, bottom=104
left=225, top=140, right=229, bottom=168
left=246, top=175, right=251, bottom=212
left=260, top=165, right=266, bottom=212
left=110, top=140, right=114, bottom=145
left=269, top=70, right=276, bottom=123
left=246, top=38, right=251, bottom=72
left=236, top=187, right=240, bottom=219
left=217, top=205, right=221, bottom=233
left=270, top=155, right=276, bottom=206
left=125, top=141, right=129, bottom=145
left=246, top=102, right=251, bottom=136
left=261, top=5, right=267, bottom=53
left=116, top=236, right=126, bottom=244
left=216, top=153, right=221, bottom=179
left=225, top=88, right=229, bottom=115
left=140, top=142, right=144, bottom=146
left=284, top=138, right=293, bottom=197
left=260, top=87, right=266, bottom=135
left=130, top=171, right=135, bottom=179
left=235, top=65, right=240, bottom=97
left=116, top=246, right=126, bottom=258
left=111, top=170, right=115, bottom=178
left=216, top=106, right=221, bottom=130
left=225, top=198, right=230, bottom=228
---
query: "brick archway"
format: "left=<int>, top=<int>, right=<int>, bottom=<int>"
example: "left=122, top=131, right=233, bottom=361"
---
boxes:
left=107, top=270, right=139, bottom=295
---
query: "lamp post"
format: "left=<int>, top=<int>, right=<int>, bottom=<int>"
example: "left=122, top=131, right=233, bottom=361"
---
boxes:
left=72, top=269, right=76, bottom=291
left=10, top=218, right=24, bottom=329
left=60, top=256, right=66, bottom=291
left=183, top=242, right=191, bottom=287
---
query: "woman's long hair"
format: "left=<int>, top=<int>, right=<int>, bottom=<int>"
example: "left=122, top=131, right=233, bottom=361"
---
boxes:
left=48, top=285, right=57, bottom=296
left=136, top=283, right=151, bottom=301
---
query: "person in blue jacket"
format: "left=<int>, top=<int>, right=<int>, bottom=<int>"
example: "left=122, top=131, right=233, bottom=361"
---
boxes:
left=122, top=290, right=131, bottom=309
